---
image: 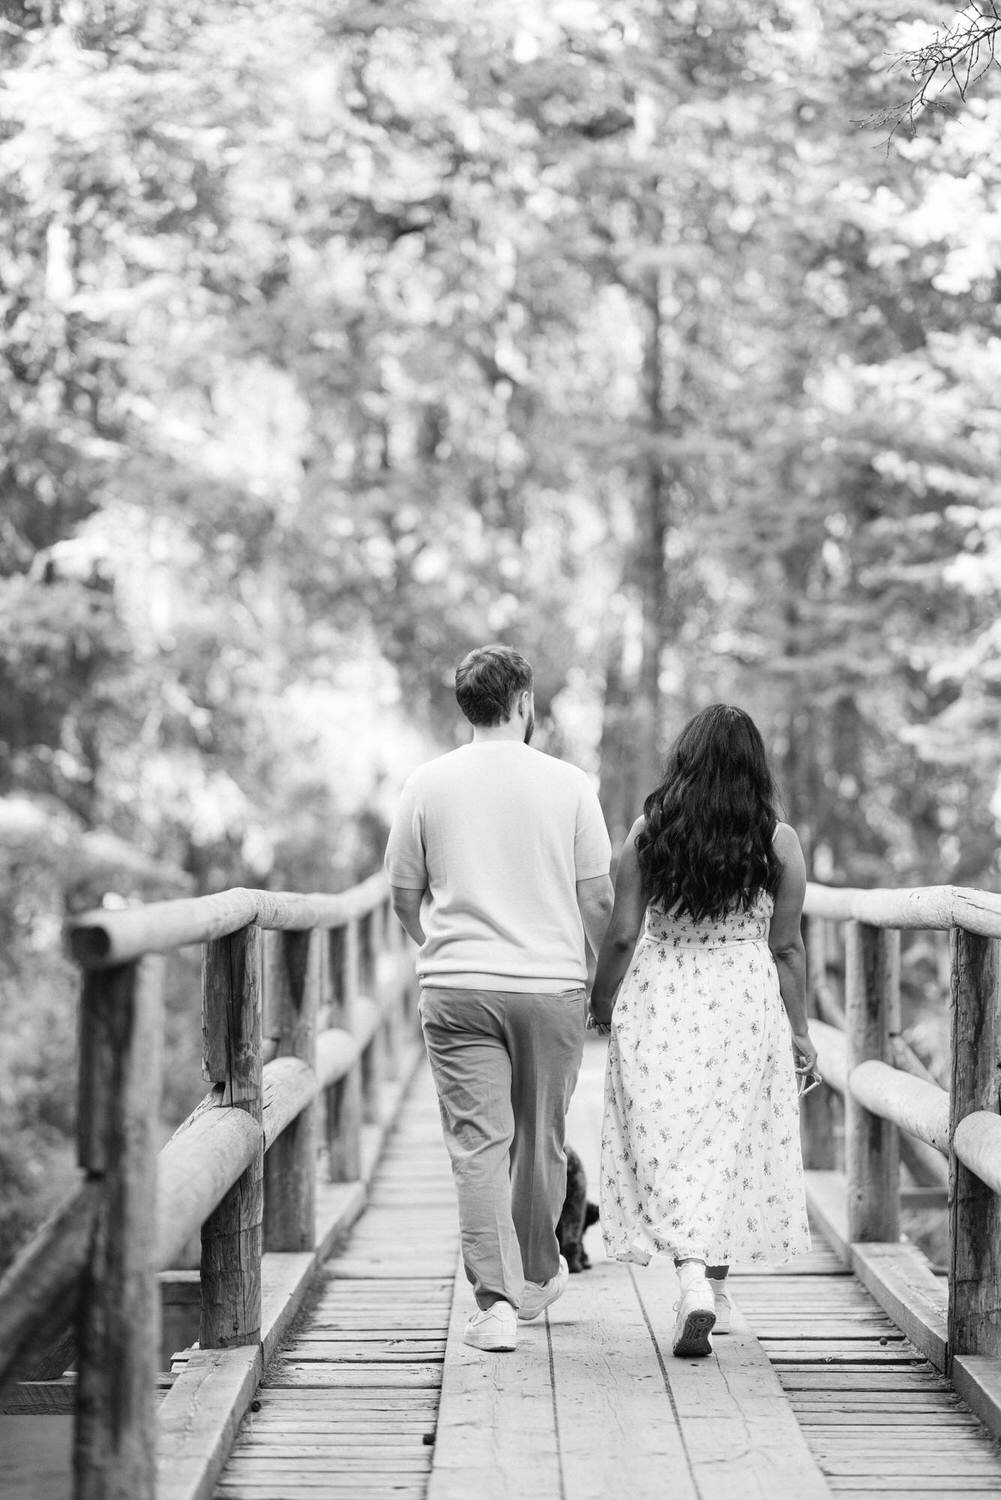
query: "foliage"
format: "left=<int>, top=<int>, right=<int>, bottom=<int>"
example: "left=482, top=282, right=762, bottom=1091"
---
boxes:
left=3, top=0, right=1001, bottom=1262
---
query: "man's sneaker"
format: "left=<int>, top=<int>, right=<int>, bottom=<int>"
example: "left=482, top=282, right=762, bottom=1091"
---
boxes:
left=464, top=1301, right=518, bottom=1352
left=708, top=1279, right=731, bottom=1334
left=518, top=1256, right=570, bottom=1321
left=672, top=1279, right=716, bottom=1357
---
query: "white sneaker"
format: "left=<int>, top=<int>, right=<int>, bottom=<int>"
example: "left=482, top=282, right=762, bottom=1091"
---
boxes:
left=708, top=1279, right=731, bottom=1334
left=464, top=1301, right=518, bottom=1352
left=518, top=1256, right=569, bottom=1321
left=672, top=1280, right=716, bottom=1357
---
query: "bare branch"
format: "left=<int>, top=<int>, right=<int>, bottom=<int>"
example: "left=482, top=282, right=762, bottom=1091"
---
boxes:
left=855, top=4, right=1001, bottom=138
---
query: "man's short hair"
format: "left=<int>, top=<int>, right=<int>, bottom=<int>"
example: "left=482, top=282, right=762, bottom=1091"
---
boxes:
left=455, top=644, right=534, bottom=726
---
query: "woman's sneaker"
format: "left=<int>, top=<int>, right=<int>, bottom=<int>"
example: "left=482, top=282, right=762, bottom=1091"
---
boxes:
left=518, top=1256, right=569, bottom=1321
left=672, top=1280, right=716, bottom=1357
left=464, top=1301, right=518, bottom=1352
left=708, top=1278, right=731, bottom=1334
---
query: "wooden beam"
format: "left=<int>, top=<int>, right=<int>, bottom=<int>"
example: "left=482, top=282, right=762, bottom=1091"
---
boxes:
left=844, top=922, right=900, bottom=1243
left=75, top=955, right=164, bottom=1500
left=157, top=1345, right=261, bottom=1500
left=159, top=1044, right=425, bottom=1498
left=954, top=1110, right=1001, bottom=1196
left=949, top=928, right=1001, bottom=1363
left=802, top=916, right=840, bottom=1170
left=69, top=875, right=389, bottom=969
left=326, top=922, right=363, bottom=1182
left=428, top=1258, right=561, bottom=1500
left=157, top=1098, right=259, bottom=1271
left=264, top=929, right=318, bottom=1253
left=634, top=1262, right=831, bottom=1500
left=157, top=1027, right=368, bottom=1272
left=200, top=926, right=263, bottom=1349
left=808, top=1173, right=948, bottom=1371
left=951, top=1355, right=1001, bottom=1445
left=805, top=880, right=1001, bottom=936
left=0, top=1179, right=96, bottom=1401
left=848, top=1059, right=950, bottom=1152
left=851, top=1241, right=948, bottom=1372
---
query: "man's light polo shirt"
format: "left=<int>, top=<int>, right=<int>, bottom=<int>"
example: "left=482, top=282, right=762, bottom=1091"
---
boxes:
left=385, top=741, right=611, bottom=992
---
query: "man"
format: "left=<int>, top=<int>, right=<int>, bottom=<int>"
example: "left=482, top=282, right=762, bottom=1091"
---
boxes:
left=385, top=644, right=613, bottom=1352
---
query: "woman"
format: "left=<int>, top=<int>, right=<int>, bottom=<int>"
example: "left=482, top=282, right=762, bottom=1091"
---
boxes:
left=589, top=704, right=817, bottom=1358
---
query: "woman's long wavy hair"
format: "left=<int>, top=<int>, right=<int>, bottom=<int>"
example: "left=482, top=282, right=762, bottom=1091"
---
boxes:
left=636, top=704, right=783, bottom=922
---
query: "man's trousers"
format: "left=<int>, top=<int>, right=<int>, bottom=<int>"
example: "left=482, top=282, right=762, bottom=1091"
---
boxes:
left=419, top=986, right=586, bottom=1311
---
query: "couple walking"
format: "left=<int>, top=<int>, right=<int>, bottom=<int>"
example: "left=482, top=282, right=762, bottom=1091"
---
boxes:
left=385, top=644, right=817, bottom=1357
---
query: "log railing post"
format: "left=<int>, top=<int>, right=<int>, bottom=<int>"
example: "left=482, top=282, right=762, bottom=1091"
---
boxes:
left=263, top=929, right=318, bottom=1252
left=75, top=956, right=163, bottom=1500
left=200, top=924, right=263, bottom=1347
left=845, top=921, right=900, bottom=1242
left=326, top=922, right=363, bottom=1181
left=949, top=927, right=1001, bottom=1364
left=801, top=915, right=840, bottom=1170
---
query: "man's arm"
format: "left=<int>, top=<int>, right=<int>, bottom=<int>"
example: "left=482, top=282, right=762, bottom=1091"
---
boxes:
left=576, top=873, right=614, bottom=962
left=390, top=885, right=427, bottom=948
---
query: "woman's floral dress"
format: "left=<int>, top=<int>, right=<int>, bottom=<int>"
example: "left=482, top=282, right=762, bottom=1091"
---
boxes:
left=600, top=892, right=811, bottom=1266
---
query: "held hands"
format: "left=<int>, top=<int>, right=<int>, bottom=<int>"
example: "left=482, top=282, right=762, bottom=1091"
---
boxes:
left=791, top=1029, right=820, bottom=1095
left=586, top=998, right=614, bottom=1036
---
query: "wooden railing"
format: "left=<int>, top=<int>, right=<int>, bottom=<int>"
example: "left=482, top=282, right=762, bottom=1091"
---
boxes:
left=801, top=879, right=1001, bottom=1419
left=0, top=873, right=418, bottom=1500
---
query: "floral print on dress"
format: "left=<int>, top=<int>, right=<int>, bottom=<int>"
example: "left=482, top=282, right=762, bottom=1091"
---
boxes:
left=600, top=891, right=811, bottom=1267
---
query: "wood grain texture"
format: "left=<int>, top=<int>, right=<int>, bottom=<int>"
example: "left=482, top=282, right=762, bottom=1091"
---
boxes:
left=848, top=1060, right=950, bottom=1153
left=851, top=1242, right=948, bottom=1372
left=634, top=1262, right=832, bottom=1500
left=74, top=956, right=163, bottom=1500
left=844, top=923, right=900, bottom=1244
left=427, top=1259, right=562, bottom=1500
left=263, top=928, right=318, bottom=1253
left=69, top=874, right=389, bottom=969
left=326, top=922, right=363, bottom=1182
left=803, top=916, right=841, bottom=1171
left=157, top=1345, right=261, bottom=1500
left=215, top=1066, right=454, bottom=1497
left=953, top=1110, right=1001, bottom=1196
left=949, top=928, right=1001, bottom=1362
left=548, top=1261, right=698, bottom=1500
left=201, top=926, right=264, bottom=1349
left=804, top=881, right=1001, bottom=936
left=157, top=1097, right=259, bottom=1271
left=0, top=1179, right=96, bottom=1399
left=737, top=1237, right=1001, bottom=1497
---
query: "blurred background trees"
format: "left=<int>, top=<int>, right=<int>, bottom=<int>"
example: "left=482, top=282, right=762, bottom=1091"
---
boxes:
left=3, top=0, right=1001, bottom=1262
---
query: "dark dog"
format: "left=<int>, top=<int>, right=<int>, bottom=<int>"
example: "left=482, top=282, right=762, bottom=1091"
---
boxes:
left=557, top=1145, right=600, bottom=1272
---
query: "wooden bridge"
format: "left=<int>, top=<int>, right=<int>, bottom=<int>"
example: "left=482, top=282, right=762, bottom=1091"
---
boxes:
left=5, top=876, right=1001, bottom=1497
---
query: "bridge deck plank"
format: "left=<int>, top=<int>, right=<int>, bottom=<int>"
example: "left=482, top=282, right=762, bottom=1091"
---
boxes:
left=213, top=1046, right=1001, bottom=1500
left=736, top=1227, right=1001, bottom=1499
left=213, top=1068, right=454, bottom=1500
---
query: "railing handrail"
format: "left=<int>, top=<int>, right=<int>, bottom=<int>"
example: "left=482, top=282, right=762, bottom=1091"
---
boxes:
left=68, top=871, right=389, bottom=967
left=805, top=879, right=1001, bottom=936
left=0, top=867, right=419, bottom=1500
left=802, top=880, right=1001, bottom=1378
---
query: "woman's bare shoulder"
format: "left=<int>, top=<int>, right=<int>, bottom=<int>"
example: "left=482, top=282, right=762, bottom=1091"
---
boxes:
left=627, top=813, right=647, bottom=842
left=773, top=821, right=805, bottom=866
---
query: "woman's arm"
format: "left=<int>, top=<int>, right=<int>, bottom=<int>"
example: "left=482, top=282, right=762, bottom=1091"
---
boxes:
left=767, top=822, right=818, bottom=1075
left=589, top=816, right=647, bottom=1025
